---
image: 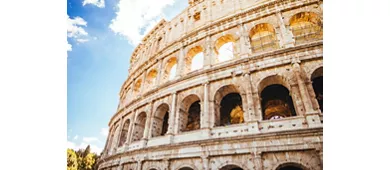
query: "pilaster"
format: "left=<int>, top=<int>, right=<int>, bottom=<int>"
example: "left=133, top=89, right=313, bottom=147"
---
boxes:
left=276, top=11, right=295, bottom=48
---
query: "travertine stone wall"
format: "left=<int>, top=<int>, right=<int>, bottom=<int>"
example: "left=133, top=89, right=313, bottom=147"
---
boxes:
left=99, top=0, right=323, bottom=169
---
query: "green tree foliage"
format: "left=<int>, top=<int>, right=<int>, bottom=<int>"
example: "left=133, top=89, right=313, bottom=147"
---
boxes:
left=67, top=149, right=78, bottom=170
left=67, top=145, right=100, bottom=170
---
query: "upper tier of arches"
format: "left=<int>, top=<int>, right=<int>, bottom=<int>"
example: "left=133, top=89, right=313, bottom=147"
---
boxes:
left=120, top=9, right=322, bottom=104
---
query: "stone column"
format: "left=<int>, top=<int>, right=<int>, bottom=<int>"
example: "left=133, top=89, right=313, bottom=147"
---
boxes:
left=139, top=71, right=147, bottom=96
left=125, top=112, right=135, bottom=146
left=291, top=59, right=315, bottom=113
left=155, top=59, right=164, bottom=86
left=243, top=73, right=256, bottom=121
left=170, top=92, right=178, bottom=135
left=239, top=24, right=251, bottom=58
left=201, top=82, right=210, bottom=128
left=201, top=156, right=209, bottom=170
left=163, top=159, right=170, bottom=170
left=306, top=81, right=321, bottom=112
left=143, top=102, right=154, bottom=140
left=252, top=152, right=262, bottom=170
left=136, top=160, right=142, bottom=170
left=289, top=82, right=305, bottom=116
left=114, top=117, right=124, bottom=150
left=204, top=36, right=212, bottom=69
left=276, top=11, right=295, bottom=48
left=177, top=45, right=186, bottom=77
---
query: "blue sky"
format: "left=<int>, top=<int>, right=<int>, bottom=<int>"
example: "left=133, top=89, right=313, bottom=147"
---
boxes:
left=67, top=0, right=188, bottom=153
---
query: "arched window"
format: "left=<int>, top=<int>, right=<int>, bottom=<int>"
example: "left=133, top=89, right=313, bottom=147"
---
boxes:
left=220, top=164, right=244, bottom=170
left=186, top=46, right=204, bottom=73
left=133, top=79, right=142, bottom=96
left=146, top=69, right=158, bottom=89
left=215, top=35, right=236, bottom=63
left=131, top=112, right=147, bottom=142
left=118, top=119, right=130, bottom=147
left=110, top=125, right=120, bottom=152
left=214, top=85, right=245, bottom=126
left=290, top=12, right=323, bottom=45
left=276, top=162, right=306, bottom=170
left=179, top=167, right=194, bottom=170
left=260, top=84, right=296, bottom=120
left=163, top=57, right=177, bottom=81
left=179, top=94, right=201, bottom=132
left=151, top=104, right=170, bottom=137
left=311, top=67, right=323, bottom=113
left=249, top=23, right=278, bottom=53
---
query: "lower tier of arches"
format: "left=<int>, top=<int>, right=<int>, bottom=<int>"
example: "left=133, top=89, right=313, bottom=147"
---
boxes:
left=98, top=128, right=323, bottom=170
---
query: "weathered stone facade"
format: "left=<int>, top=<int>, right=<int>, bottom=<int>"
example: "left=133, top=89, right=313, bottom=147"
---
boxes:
left=98, top=0, right=323, bottom=169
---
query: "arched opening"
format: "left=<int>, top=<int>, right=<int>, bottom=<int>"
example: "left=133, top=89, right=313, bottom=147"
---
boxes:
left=110, top=125, right=120, bottom=152
left=186, top=46, right=204, bottom=73
left=215, top=35, right=236, bottom=63
left=163, top=57, right=177, bottom=81
left=311, top=67, right=323, bottom=113
left=260, top=85, right=296, bottom=120
left=151, top=104, right=170, bottom=137
left=133, top=79, right=142, bottom=96
left=249, top=23, right=278, bottom=53
left=179, top=167, right=194, bottom=170
left=289, top=12, right=323, bottom=45
left=107, top=125, right=119, bottom=154
left=214, top=85, right=245, bottom=126
left=146, top=69, right=158, bottom=89
left=179, top=94, right=201, bottom=132
left=118, top=119, right=130, bottom=147
left=132, top=112, right=147, bottom=142
left=276, top=162, right=306, bottom=170
left=220, top=164, right=243, bottom=170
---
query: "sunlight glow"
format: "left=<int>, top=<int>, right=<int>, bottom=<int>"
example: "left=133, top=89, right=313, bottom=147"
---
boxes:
left=169, top=64, right=177, bottom=80
left=218, top=42, right=234, bottom=62
left=191, top=52, right=204, bottom=71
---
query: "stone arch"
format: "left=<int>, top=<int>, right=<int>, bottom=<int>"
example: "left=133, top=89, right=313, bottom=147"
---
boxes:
left=275, top=162, right=308, bottom=170
left=214, top=84, right=246, bottom=126
left=311, top=66, right=323, bottom=113
left=145, top=69, right=158, bottom=89
left=131, top=111, right=147, bottom=142
left=217, top=162, right=248, bottom=170
left=176, top=164, right=197, bottom=170
left=258, top=75, right=296, bottom=120
left=178, top=94, right=202, bottom=132
left=185, top=46, right=204, bottom=73
left=133, top=79, right=142, bottom=96
left=289, top=12, right=323, bottom=45
left=151, top=103, right=170, bottom=137
left=249, top=23, right=279, bottom=53
left=107, top=124, right=119, bottom=154
left=118, top=119, right=131, bottom=147
left=214, top=34, right=238, bottom=63
left=110, top=124, right=121, bottom=152
left=163, top=57, right=178, bottom=82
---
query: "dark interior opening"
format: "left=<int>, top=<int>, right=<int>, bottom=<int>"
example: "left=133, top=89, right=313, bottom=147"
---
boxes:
left=261, top=84, right=296, bottom=120
left=219, top=93, right=243, bottom=126
left=312, top=76, right=323, bottom=112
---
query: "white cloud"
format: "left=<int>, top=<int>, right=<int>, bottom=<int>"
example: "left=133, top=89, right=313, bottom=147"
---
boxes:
left=83, top=137, right=99, bottom=143
left=76, top=38, right=90, bottom=43
left=67, top=140, right=103, bottom=154
left=67, top=41, right=72, bottom=51
left=100, top=128, right=108, bottom=137
left=83, top=0, right=105, bottom=8
left=73, top=135, right=78, bottom=140
left=67, top=16, right=88, bottom=38
left=109, top=0, right=175, bottom=45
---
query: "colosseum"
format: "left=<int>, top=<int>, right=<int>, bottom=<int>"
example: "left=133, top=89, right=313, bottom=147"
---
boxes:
left=98, top=0, right=323, bottom=169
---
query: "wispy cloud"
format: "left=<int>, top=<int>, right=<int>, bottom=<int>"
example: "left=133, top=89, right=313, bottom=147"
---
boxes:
left=67, top=140, right=103, bottom=154
left=100, top=128, right=108, bottom=137
left=67, top=16, right=88, bottom=38
left=76, top=38, right=90, bottom=43
left=83, top=137, right=99, bottom=143
left=83, top=0, right=105, bottom=8
left=67, top=41, right=72, bottom=51
left=109, top=0, right=176, bottom=45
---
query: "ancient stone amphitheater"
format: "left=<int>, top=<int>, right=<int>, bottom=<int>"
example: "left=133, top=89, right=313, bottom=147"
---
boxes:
left=98, top=0, right=323, bottom=169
